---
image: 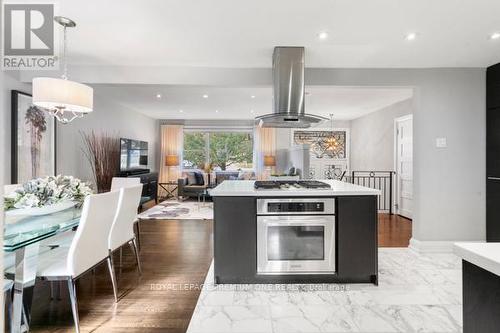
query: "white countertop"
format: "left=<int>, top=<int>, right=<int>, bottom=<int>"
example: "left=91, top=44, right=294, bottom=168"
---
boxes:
left=454, top=242, right=500, bottom=277
left=208, top=180, right=381, bottom=197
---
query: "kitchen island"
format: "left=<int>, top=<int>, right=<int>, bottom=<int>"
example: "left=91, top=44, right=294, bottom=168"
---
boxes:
left=209, top=180, right=380, bottom=285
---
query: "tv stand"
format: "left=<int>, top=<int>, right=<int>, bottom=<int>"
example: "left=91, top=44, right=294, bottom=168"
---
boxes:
left=119, top=171, right=158, bottom=205
left=119, top=169, right=150, bottom=177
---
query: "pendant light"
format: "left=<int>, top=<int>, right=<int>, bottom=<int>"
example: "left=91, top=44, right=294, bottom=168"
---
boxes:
left=33, top=16, right=93, bottom=124
left=325, top=114, right=339, bottom=152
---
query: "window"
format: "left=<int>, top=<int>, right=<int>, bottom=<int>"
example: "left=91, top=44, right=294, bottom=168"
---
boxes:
left=183, top=131, right=253, bottom=170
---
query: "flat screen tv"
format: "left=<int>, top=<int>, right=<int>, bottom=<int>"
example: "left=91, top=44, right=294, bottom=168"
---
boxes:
left=120, top=138, right=148, bottom=171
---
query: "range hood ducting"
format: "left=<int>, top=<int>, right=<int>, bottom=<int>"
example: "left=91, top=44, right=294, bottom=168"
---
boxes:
left=255, top=46, right=327, bottom=128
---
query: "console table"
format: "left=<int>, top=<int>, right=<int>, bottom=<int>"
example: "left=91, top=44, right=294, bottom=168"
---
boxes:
left=159, top=181, right=178, bottom=200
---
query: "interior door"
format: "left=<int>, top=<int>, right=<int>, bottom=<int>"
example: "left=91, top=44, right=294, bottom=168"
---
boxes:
left=396, top=115, right=413, bottom=219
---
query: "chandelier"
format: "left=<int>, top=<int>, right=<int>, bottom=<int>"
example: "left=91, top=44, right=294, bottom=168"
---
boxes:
left=32, top=16, right=93, bottom=124
left=325, top=114, right=339, bottom=151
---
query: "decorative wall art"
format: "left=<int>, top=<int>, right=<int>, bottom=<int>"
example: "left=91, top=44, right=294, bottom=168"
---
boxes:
left=11, top=90, right=56, bottom=183
left=293, top=130, right=347, bottom=159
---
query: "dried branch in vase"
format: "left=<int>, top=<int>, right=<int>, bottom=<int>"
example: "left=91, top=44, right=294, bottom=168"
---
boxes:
left=81, top=131, right=120, bottom=193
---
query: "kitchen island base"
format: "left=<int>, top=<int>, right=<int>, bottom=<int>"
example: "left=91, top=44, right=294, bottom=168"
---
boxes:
left=213, top=195, right=378, bottom=285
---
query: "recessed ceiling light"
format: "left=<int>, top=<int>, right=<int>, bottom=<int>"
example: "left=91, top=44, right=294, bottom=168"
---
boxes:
left=215, top=109, right=219, bottom=113
left=250, top=109, right=255, bottom=114
left=203, top=94, right=209, bottom=98
left=317, top=31, right=329, bottom=40
left=156, top=93, right=162, bottom=99
left=179, top=109, right=183, bottom=113
left=490, top=32, right=500, bottom=40
left=405, top=32, right=417, bottom=41
left=251, top=95, right=256, bottom=99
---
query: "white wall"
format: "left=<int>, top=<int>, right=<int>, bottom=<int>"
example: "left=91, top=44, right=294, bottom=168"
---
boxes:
left=56, top=94, right=159, bottom=184
left=0, top=75, right=159, bottom=187
left=350, top=99, right=413, bottom=171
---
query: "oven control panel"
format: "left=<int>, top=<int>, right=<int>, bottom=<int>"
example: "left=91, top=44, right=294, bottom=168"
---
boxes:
left=257, top=198, right=335, bottom=215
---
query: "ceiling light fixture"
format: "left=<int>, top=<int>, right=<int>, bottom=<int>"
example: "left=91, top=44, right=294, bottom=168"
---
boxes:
left=250, top=109, right=255, bottom=114
left=179, top=109, right=184, bottom=113
left=318, top=31, right=329, bottom=40
left=251, top=95, right=256, bottom=99
left=156, top=94, right=162, bottom=99
left=32, top=16, right=93, bottom=124
left=326, top=114, right=339, bottom=151
left=203, top=94, right=209, bottom=98
left=490, top=32, right=500, bottom=40
left=215, top=110, right=219, bottom=113
left=405, top=32, right=417, bottom=41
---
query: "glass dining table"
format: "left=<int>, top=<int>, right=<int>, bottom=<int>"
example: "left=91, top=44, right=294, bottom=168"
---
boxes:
left=4, top=206, right=81, bottom=333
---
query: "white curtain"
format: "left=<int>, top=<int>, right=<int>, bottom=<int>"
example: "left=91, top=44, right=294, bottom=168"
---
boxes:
left=253, top=126, right=276, bottom=180
left=159, top=125, right=183, bottom=190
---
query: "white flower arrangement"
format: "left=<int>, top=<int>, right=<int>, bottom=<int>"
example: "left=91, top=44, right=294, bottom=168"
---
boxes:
left=4, top=175, right=93, bottom=211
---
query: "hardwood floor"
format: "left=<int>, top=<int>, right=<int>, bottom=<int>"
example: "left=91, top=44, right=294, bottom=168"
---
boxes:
left=29, top=219, right=213, bottom=333
left=378, top=213, right=412, bottom=247
left=26, top=213, right=410, bottom=332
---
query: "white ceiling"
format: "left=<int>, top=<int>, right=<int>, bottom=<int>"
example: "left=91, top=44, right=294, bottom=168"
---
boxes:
left=93, top=85, right=413, bottom=120
left=58, top=0, right=500, bottom=68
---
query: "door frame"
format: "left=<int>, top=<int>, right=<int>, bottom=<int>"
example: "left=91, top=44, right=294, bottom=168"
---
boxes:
left=393, top=114, right=413, bottom=218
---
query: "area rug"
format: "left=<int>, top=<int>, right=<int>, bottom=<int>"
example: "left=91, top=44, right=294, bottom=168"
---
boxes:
left=138, top=200, right=213, bottom=220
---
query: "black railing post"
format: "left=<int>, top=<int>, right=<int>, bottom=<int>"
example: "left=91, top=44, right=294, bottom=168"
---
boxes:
left=351, top=171, right=355, bottom=184
left=389, top=171, right=393, bottom=215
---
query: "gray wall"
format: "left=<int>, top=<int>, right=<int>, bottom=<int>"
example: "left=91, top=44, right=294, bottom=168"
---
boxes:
left=307, top=68, right=486, bottom=243
left=350, top=99, right=413, bottom=171
left=56, top=94, right=159, bottom=185
left=0, top=74, right=159, bottom=188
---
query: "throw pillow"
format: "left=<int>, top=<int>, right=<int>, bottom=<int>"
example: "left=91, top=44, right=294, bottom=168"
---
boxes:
left=186, top=172, right=197, bottom=185
left=194, top=172, right=205, bottom=185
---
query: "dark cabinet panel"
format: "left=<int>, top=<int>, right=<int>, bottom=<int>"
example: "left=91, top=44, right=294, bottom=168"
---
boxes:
left=213, top=197, right=257, bottom=283
left=487, top=64, right=500, bottom=109
left=487, top=63, right=500, bottom=241
left=487, top=107, right=500, bottom=177
left=130, top=172, right=158, bottom=203
left=487, top=180, right=500, bottom=241
left=337, top=196, right=378, bottom=282
left=463, top=260, right=500, bottom=332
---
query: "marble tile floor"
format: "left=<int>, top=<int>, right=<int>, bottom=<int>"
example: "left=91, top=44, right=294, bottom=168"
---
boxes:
left=187, top=248, right=463, bottom=333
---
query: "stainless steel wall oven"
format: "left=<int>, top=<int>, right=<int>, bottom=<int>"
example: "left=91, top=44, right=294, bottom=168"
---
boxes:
left=257, top=198, right=336, bottom=274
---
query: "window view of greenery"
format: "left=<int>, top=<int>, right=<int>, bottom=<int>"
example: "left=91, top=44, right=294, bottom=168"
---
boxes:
left=183, top=132, right=253, bottom=170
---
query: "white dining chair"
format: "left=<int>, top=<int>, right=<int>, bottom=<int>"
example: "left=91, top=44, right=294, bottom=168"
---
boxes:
left=107, top=184, right=143, bottom=301
left=110, top=177, right=140, bottom=191
left=111, top=177, right=144, bottom=252
left=40, top=176, right=140, bottom=250
left=35, top=190, right=120, bottom=333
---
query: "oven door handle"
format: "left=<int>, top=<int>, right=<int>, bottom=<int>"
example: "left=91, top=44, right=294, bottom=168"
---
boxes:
left=257, top=215, right=335, bottom=222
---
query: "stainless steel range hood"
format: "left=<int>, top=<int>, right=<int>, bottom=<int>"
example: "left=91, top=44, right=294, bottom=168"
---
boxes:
left=255, top=47, right=327, bottom=128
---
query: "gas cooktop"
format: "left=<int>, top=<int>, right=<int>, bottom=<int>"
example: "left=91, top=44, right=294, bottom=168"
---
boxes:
left=254, top=180, right=331, bottom=190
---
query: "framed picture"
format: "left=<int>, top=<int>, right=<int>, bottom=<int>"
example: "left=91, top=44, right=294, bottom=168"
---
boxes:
left=11, top=90, right=57, bottom=184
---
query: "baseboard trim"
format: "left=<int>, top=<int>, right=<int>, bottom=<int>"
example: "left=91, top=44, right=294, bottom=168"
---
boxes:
left=409, top=238, right=457, bottom=253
